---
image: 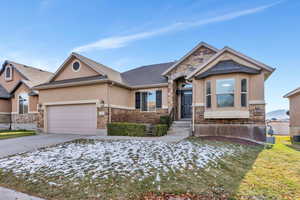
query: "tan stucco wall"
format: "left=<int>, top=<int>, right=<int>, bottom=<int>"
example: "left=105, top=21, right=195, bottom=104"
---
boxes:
left=192, top=72, right=264, bottom=111
left=11, top=83, right=38, bottom=113
left=0, top=99, right=11, bottom=112
left=54, top=58, right=99, bottom=81
left=38, top=84, right=108, bottom=104
left=108, top=85, right=132, bottom=107
left=249, top=72, right=265, bottom=101
left=289, top=93, right=300, bottom=127
left=0, top=67, right=24, bottom=92
left=30, top=95, right=38, bottom=112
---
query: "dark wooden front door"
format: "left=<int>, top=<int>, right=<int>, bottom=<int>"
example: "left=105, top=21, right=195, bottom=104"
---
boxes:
left=181, top=90, right=192, bottom=118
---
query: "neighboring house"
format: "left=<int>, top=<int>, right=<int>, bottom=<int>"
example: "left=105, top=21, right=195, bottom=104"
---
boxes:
left=0, top=61, right=53, bottom=130
left=284, top=87, right=300, bottom=137
left=34, top=42, right=275, bottom=142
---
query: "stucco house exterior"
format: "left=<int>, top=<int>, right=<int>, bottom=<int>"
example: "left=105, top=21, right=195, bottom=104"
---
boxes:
left=33, top=42, right=275, bottom=142
left=0, top=61, right=53, bottom=130
left=284, top=87, right=300, bottom=137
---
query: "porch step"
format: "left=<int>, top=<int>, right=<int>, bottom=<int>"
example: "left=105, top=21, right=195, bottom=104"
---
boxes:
left=167, top=120, right=192, bottom=137
left=171, top=120, right=191, bottom=128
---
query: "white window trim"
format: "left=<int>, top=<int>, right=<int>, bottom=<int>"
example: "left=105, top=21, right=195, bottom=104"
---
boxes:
left=241, top=78, right=249, bottom=107
left=205, top=80, right=212, bottom=108
left=140, top=90, right=157, bottom=112
left=4, top=65, right=12, bottom=81
left=72, top=60, right=81, bottom=72
left=216, top=78, right=235, bottom=108
left=18, top=93, right=29, bottom=114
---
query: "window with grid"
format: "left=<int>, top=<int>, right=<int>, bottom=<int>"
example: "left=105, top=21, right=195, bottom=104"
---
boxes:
left=206, top=81, right=211, bottom=108
left=216, top=79, right=235, bottom=107
left=241, top=78, right=248, bottom=107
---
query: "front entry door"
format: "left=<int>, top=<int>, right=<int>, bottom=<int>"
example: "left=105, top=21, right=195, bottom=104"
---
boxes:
left=181, top=90, right=192, bottom=118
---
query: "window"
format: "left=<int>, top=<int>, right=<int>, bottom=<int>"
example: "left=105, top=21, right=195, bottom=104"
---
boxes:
left=206, top=81, right=211, bottom=108
left=182, top=83, right=192, bottom=89
left=5, top=66, right=12, bottom=80
left=216, top=79, right=235, bottom=107
left=19, top=93, right=28, bottom=114
left=72, top=61, right=80, bottom=72
left=141, top=91, right=156, bottom=111
left=135, top=90, right=162, bottom=111
left=241, top=78, right=247, bottom=107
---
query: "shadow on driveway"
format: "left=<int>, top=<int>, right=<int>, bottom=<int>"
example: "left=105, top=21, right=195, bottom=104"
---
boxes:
left=0, top=134, right=86, bottom=158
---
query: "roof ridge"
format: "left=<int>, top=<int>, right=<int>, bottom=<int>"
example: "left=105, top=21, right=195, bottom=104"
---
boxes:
left=71, top=52, right=121, bottom=74
left=5, top=60, right=53, bottom=74
left=122, top=61, right=176, bottom=74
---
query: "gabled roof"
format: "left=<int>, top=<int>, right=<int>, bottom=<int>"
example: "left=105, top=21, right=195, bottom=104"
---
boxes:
left=195, top=60, right=260, bottom=79
left=284, top=87, right=300, bottom=98
left=1, top=60, right=54, bottom=88
left=161, top=42, right=219, bottom=76
left=0, top=84, right=11, bottom=99
left=48, top=52, right=123, bottom=84
left=121, top=62, right=175, bottom=87
left=186, top=47, right=276, bottom=80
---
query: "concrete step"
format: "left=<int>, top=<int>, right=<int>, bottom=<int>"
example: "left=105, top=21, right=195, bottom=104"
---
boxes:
left=169, top=127, right=191, bottom=131
left=173, top=120, right=191, bottom=124
left=171, top=124, right=191, bottom=128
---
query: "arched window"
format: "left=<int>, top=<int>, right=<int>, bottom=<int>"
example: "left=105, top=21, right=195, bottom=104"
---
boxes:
left=5, top=66, right=12, bottom=80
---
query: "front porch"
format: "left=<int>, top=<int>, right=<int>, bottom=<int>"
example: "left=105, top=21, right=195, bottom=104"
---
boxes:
left=168, top=77, right=193, bottom=121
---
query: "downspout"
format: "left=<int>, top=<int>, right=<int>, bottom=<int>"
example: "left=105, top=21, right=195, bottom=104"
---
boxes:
left=107, top=83, right=110, bottom=123
left=107, top=82, right=113, bottom=123
left=192, top=83, right=195, bottom=136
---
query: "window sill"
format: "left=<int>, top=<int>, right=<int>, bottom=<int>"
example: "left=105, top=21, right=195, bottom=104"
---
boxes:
left=5, top=78, right=12, bottom=82
left=204, top=110, right=250, bottom=119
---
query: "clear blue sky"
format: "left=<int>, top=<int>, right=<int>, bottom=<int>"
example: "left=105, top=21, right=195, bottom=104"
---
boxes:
left=0, top=0, right=299, bottom=112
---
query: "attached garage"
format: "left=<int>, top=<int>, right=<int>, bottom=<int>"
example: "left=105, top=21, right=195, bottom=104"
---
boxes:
left=47, top=104, right=97, bottom=135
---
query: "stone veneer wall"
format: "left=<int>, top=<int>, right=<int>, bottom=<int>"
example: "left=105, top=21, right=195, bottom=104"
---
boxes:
left=168, top=47, right=216, bottom=75
left=37, top=109, right=44, bottom=133
left=11, top=113, right=38, bottom=130
left=0, top=114, right=11, bottom=130
left=97, top=107, right=109, bottom=129
left=111, top=108, right=168, bottom=124
left=193, top=104, right=266, bottom=142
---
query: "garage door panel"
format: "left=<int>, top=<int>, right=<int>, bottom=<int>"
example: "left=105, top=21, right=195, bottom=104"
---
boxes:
left=47, top=104, right=97, bottom=134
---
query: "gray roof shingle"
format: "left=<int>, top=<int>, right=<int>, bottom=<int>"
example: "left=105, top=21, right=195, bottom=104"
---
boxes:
left=0, top=85, right=11, bottom=99
left=195, top=60, right=260, bottom=79
left=36, top=75, right=107, bottom=87
left=121, top=62, right=175, bottom=86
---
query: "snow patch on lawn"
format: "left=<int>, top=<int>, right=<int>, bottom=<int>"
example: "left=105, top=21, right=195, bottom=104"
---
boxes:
left=0, top=140, right=239, bottom=181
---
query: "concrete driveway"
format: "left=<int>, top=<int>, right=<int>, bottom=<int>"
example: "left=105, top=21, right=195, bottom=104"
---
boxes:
left=0, top=134, right=84, bottom=158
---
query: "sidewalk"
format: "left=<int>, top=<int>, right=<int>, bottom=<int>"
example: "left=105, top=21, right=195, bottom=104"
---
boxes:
left=0, top=187, right=44, bottom=200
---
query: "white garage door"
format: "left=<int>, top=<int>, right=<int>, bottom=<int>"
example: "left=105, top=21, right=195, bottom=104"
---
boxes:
left=47, top=104, right=97, bottom=135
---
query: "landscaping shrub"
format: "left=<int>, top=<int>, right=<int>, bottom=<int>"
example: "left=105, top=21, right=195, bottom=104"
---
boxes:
left=107, top=122, right=146, bottom=136
left=160, top=115, right=170, bottom=127
left=154, top=124, right=168, bottom=136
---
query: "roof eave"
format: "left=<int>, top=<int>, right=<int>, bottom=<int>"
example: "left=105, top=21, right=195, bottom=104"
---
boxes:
left=34, top=79, right=131, bottom=90
left=33, top=79, right=109, bottom=90
left=284, top=87, right=300, bottom=98
left=186, top=47, right=276, bottom=80
left=130, top=83, right=168, bottom=89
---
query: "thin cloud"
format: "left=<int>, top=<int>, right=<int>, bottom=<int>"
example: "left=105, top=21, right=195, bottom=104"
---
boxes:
left=72, top=1, right=282, bottom=53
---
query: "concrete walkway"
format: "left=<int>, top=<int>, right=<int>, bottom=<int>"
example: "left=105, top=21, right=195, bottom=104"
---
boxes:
left=0, top=186, right=44, bottom=200
left=87, top=128, right=190, bottom=143
left=0, top=134, right=84, bottom=158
